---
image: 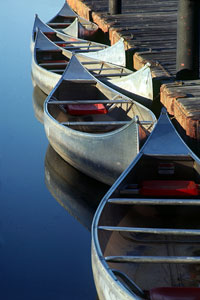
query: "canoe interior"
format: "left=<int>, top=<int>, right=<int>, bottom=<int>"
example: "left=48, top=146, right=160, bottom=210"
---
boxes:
left=47, top=15, right=76, bottom=29
left=47, top=17, right=97, bottom=32
left=40, top=32, right=63, bottom=43
left=36, top=28, right=106, bottom=53
left=36, top=49, right=70, bottom=73
left=48, top=79, right=152, bottom=136
left=98, top=154, right=200, bottom=292
left=35, top=31, right=136, bottom=87
left=75, top=54, right=132, bottom=80
left=37, top=45, right=132, bottom=81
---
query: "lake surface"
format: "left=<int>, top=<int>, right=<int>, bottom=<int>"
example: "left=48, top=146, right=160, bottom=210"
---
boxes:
left=0, top=1, right=108, bottom=299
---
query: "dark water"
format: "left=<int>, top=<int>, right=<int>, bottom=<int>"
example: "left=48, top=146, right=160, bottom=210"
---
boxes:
left=0, top=1, right=108, bottom=299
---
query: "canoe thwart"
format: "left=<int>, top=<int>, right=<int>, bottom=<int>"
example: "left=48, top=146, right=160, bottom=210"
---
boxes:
left=47, top=22, right=73, bottom=26
left=61, top=120, right=153, bottom=126
left=95, top=73, right=131, bottom=78
left=61, top=121, right=131, bottom=126
left=105, top=255, right=200, bottom=264
left=56, top=40, right=90, bottom=45
left=108, top=198, right=200, bottom=205
left=63, top=45, right=105, bottom=50
left=98, top=226, right=200, bottom=236
left=48, top=99, right=133, bottom=105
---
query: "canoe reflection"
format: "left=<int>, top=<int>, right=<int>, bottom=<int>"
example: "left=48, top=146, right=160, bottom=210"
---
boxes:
left=44, top=145, right=109, bottom=230
left=32, top=85, right=47, bottom=124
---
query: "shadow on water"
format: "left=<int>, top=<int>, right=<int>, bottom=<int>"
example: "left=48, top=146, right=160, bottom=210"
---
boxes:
left=44, top=144, right=109, bottom=231
left=32, top=84, right=47, bottom=124
left=32, top=84, right=109, bottom=230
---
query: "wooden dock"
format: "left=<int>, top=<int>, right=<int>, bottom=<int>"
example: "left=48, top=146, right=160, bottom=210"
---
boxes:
left=67, top=0, right=200, bottom=149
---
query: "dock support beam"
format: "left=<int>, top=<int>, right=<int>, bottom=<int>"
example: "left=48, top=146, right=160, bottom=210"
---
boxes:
left=176, top=0, right=200, bottom=79
left=109, top=0, right=121, bottom=14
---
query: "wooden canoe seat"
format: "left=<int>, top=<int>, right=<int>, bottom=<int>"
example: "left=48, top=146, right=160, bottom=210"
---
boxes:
left=140, top=180, right=199, bottom=196
left=150, top=287, right=200, bottom=300
left=66, top=104, right=108, bottom=115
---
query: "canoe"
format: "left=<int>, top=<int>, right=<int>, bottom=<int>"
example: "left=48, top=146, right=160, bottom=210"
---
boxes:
left=92, top=108, right=200, bottom=299
left=32, top=30, right=153, bottom=107
left=31, top=1, right=98, bottom=44
left=45, top=1, right=98, bottom=35
left=45, top=145, right=108, bottom=230
left=43, top=55, right=156, bottom=185
left=30, top=15, right=107, bottom=53
left=31, top=14, right=99, bottom=52
left=31, top=29, right=126, bottom=95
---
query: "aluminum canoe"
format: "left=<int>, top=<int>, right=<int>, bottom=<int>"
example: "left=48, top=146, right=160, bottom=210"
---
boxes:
left=43, top=55, right=156, bottom=185
left=31, top=1, right=98, bottom=47
left=92, top=108, right=200, bottom=299
left=32, top=30, right=153, bottom=107
left=31, top=21, right=125, bottom=66
left=31, top=15, right=99, bottom=52
left=31, top=30, right=125, bottom=94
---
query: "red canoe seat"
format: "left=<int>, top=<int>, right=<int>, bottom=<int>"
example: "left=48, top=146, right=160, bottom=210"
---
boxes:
left=140, top=180, right=199, bottom=196
left=150, top=287, right=200, bottom=300
left=66, top=104, right=108, bottom=115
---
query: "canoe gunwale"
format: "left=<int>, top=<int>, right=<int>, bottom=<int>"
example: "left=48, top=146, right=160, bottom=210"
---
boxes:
left=91, top=109, right=200, bottom=299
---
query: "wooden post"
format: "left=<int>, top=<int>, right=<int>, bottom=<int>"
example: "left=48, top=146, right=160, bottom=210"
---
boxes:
left=109, top=0, right=122, bottom=14
left=176, top=0, right=200, bottom=79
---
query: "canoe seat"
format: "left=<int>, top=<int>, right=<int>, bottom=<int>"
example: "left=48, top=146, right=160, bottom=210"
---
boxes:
left=150, top=287, right=200, bottom=300
left=140, top=180, right=199, bottom=196
left=66, top=104, right=108, bottom=115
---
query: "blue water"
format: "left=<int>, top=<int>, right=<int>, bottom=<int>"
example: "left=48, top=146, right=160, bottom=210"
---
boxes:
left=0, top=1, right=108, bottom=299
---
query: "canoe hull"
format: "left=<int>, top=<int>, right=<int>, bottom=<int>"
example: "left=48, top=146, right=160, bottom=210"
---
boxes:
left=44, top=110, right=140, bottom=185
left=31, top=57, right=60, bottom=95
left=92, top=240, right=140, bottom=300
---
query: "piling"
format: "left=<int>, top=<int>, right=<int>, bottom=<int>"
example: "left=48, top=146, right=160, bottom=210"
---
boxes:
left=109, top=0, right=122, bottom=14
left=176, top=0, right=200, bottom=80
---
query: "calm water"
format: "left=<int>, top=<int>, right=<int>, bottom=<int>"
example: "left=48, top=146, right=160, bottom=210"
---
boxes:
left=0, top=1, right=108, bottom=299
